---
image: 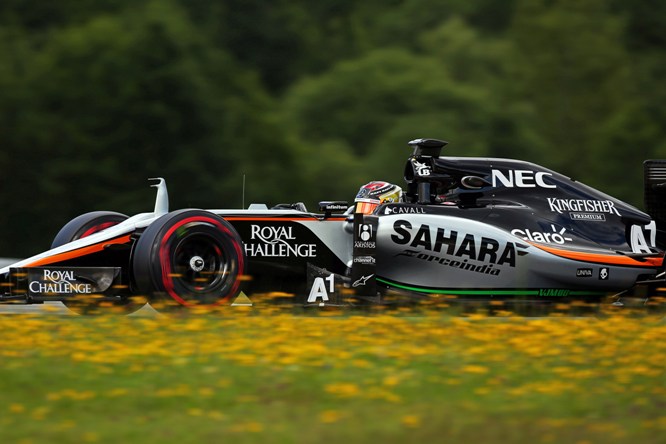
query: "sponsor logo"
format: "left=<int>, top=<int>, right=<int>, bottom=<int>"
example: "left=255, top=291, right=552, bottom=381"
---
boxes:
left=576, top=268, right=593, bottom=277
left=630, top=221, right=656, bottom=254
left=539, top=289, right=570, bottom=297
left=353, top=256, right=375, bottom=265
left=384, top=206, right=426, bottom=215
left=354, top=241, right=376, bottom=249
left=355, top=223, right=376, bottom=249
left=244, top=225, right=316, bottom=257
left=352, top=274, right=374, bottom=287
left=323, top=203, right=348, bottom=211
left=599, top=268, right=609, bottom=280
left=511, top=225, right=573, bottom=245
left=359, top=224, right=372, bottom=241
left=391, top=220, right=527, bottom=276
left=397, top=250, right=502, bottom=275
left=571, top=213, right=605, bottom=221
left=29, top=269, right=93, bottom=295
left=308, top=274, right=335, bottom=303
left=547, top=198, right=620, bottom=217
left=413, top=160, right=431, bottom=176
left=492, top=170, right=556, bottom=188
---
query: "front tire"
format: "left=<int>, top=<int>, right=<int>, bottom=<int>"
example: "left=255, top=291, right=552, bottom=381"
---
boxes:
left=132, top=209, right=246, bottom=309
left=52, top=211, right=145, bottom=315
left=51, top=211, right=129, bottom=249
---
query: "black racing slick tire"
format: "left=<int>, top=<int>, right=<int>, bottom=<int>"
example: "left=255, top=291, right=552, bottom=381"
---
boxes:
left=51, top=211, right=144, bottom=315
left=51, top=211, right=129, bottom=249
left=132, top=209, right=246, bottom=309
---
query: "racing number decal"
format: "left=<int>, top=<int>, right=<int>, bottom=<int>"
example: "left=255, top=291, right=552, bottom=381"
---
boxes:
left=307, top=274, right=335, bottom=304
left=630, top=221, right=656, bottom=254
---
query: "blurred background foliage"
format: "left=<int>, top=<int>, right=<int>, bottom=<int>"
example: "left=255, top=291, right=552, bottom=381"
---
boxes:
left=0, top=0, right=665, bottom=256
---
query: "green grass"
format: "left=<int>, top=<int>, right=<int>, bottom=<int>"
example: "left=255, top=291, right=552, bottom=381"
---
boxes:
left=0, top=311, right=663, bottom=443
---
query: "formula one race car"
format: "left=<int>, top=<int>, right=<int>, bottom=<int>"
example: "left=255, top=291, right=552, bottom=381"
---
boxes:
left=1, top=138, right=665, bottom=313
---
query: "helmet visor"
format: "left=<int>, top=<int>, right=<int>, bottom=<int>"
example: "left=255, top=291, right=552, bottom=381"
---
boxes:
left=355, top=200, right=379, bottom=215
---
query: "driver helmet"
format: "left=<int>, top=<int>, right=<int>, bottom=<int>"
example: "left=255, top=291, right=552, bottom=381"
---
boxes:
left=355, top=181, right=403, bottom=214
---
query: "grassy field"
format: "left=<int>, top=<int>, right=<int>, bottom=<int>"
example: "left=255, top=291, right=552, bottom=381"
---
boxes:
left=0, top=305, right=664, bottom=443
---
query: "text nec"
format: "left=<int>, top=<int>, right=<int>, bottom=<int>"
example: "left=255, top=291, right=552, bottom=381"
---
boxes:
left=491, top=170, right=556, bottom=189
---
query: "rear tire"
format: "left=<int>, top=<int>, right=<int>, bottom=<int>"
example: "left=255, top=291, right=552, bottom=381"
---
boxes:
left=132, top=209, right=246, bottom=310
left=52, top=211, right=144, bottom=315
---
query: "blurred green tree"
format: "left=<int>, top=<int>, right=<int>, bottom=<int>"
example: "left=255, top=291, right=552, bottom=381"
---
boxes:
left=282, top=18, right=537, bottom=190
left=0, top=0, right=664, bottom=257
left=508, top=0, right=637, bottom=196
left=0, top=1, right=299, bottom=256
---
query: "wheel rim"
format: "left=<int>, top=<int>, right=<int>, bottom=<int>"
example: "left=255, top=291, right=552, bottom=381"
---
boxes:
left=172, top=233, right=229, bottom=294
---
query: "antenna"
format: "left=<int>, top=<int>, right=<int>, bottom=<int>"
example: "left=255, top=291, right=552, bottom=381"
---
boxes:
left=242, top=173, right=246, bottom=209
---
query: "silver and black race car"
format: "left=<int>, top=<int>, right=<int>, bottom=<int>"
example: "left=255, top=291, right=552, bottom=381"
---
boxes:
left=1, top=138, right=665, bottom=313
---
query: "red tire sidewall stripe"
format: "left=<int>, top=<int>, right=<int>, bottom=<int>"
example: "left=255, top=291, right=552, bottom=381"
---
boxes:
left=80, top=221, right=118, bottom=238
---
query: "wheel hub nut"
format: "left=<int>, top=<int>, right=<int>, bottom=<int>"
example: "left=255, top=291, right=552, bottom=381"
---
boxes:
left=190, top=256, right=205, bottom=272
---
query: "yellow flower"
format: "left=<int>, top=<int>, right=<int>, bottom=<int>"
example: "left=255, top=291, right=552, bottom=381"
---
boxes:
left=31, top=406, right=50, bottom=420
left=319, top=410, right=343, bottom=424
left=401, top=415, right=421, bottom=428
left=461, top=365, right=489, bottom=374
left=382, top=375, right=400, bottom=387
left=207, top=411, right=226, bottom=420
left=324, top=382, right=360, bottom=398
left=105, top=388, right=129, bottom=397
left=9, top=403, right=25, bottom=413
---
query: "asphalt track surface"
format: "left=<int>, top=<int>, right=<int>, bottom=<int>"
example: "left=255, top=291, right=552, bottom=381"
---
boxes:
left=0, top=301, right=161, bottom=316
left=0, top=300, right=661, bottom=320
left=0, top=259, right=660, bottom=319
